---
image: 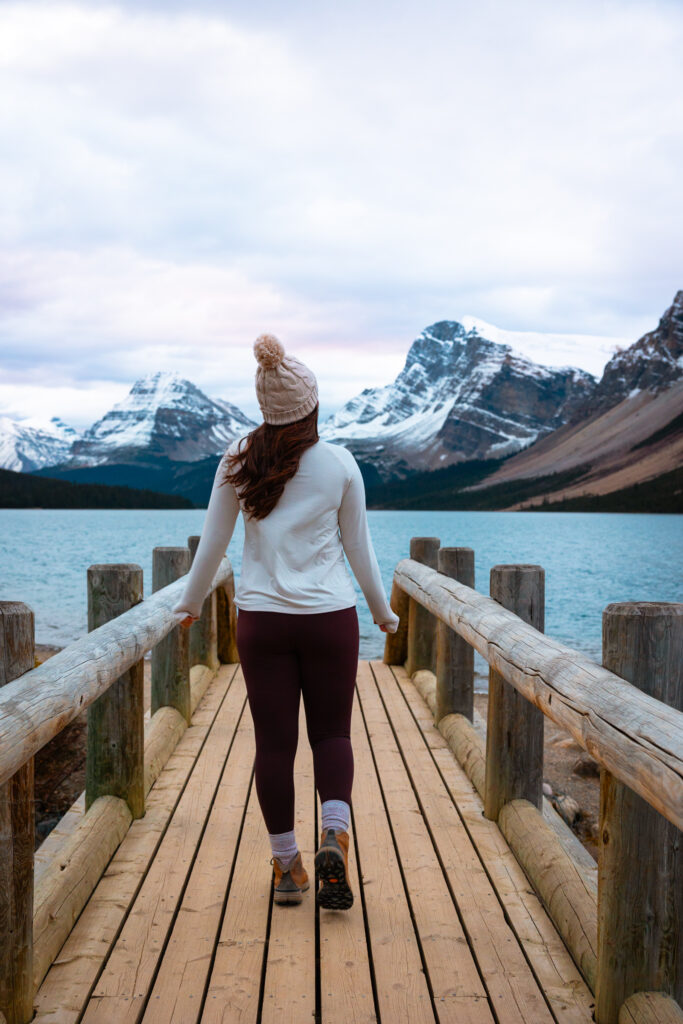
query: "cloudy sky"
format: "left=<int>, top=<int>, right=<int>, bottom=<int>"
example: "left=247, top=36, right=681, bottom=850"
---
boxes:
left=1, top=0, right=681, bottom=428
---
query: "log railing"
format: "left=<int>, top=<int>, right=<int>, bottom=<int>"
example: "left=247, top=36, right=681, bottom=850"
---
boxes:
left=0, top=539, right=238, bottom=1024
left=384, top=539, right=682, bottom=1024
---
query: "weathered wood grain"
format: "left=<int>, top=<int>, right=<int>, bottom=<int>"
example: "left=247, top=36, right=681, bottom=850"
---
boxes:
left=485, top=565, right=545, bottom=820
left=394, top=558, right=683, bottom=830
left=618, top=992, right=683, bottom=1023
left=359, top=662, right=495, bottom=1022
left=187, top=536, right=219, bottom=672
left=382, top=577, right=409, bottom=666
left=405, top=537, right=440, bottom=676
left=597, top=602, right=683, bottom=1024
left=394, top=663, right=595, bottom=1024
left=86, top=565, right=145, bottom=819
left=0, top=602, right=35, bottom=1024
left=216, top=571, right=239, bottom=665
left=0, top=558, right=233, bottom=788
left=349, top=675, right=435, bottom=1022
left=151, top=547, right=191, bottom=723
left=32, top=665, right=236, bottom=1024
left=32, top=795, right=132, bottom=992
left=369, top=660, right=553, bottom=1023
left=436, top=547, right=475, bottom=722
left=412, top=664, right=599, bottom=880
left=498, top=798, right=598, bottom=992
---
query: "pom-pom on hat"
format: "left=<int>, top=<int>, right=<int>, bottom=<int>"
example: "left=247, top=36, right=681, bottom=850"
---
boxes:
left=253, top=334, right=319, bottom=425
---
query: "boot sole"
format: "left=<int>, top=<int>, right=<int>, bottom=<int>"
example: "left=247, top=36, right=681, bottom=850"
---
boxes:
left=315, top=847, right=354, bottom=910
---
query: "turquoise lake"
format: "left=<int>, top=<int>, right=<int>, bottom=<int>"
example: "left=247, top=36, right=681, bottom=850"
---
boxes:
left=1, top=509, right=680, bottom=688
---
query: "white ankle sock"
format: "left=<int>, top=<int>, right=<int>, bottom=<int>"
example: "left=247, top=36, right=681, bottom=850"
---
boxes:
left=321, top=798, right=350, bottom=833
left=268, top=828, right=298, bottom=869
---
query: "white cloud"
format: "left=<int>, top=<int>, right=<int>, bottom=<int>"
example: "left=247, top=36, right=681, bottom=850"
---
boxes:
left=0, top=0, right=681, bottom=425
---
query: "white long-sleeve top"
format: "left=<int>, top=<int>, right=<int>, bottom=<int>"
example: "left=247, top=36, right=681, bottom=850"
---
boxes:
left=171, top=437, right=400, bottom=632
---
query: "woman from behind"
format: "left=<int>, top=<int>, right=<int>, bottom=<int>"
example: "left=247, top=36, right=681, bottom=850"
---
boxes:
left=172, top=334, right=399, bottom=909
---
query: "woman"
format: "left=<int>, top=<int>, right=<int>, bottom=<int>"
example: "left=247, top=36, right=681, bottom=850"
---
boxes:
left=172, top=334, right=400, bottom=911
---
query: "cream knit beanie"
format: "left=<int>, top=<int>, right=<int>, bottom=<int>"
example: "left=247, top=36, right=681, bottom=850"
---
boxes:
left=253, top=334, right=319, bottom=425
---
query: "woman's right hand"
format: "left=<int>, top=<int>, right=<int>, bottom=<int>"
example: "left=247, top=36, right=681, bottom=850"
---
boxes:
left=175, top=613, right=199, bottom=629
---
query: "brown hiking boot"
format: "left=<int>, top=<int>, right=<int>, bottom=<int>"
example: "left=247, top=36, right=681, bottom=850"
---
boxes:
left=315, top=827, right=353, bottom=910
left=271, top=850, right=310, bottom=905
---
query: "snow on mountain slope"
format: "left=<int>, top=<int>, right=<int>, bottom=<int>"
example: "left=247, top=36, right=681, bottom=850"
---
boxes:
left=0, top=415, right=81, bottom=472
left=320, top=320, right=597, bottom=481
left=460, top=316, right=629, bottom=377
left=67, top=371, right=258, bottom=467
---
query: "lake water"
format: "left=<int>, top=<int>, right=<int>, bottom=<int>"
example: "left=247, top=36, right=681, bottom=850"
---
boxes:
left=1, top=509, right=680, bottom=688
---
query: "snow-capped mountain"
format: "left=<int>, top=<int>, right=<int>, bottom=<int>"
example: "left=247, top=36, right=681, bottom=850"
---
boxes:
left=319, top=320, right=597, bottom=480
left=66, top=371, right=258, bottom=467
left=0, top=415, right=81, bottom=472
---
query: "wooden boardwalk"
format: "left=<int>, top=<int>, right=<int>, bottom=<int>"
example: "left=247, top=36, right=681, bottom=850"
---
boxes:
left=33, top=659, right=595, bottom=1024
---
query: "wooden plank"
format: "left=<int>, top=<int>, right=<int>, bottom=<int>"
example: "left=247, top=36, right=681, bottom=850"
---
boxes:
left=393, top=559, right=683, bottom=831
left=357, top=661, right=492, bottom=1022
left=0, top=559, right=233, bottom=787
left=32, top=665, right=237, bottom=1024
left=365, top=660, right=550, bottom=1024
left=260, top=699, right=317, bottom=1023
left=143, top=676, right=256, bottom=1022
left=351, top=665, right=454, bottom=1024
left=34, top=664, right=222, bottom=888
left=391, top=662, right=595, bottom=1024
left=80, top=668, right=248, bottom=1023
left=201, top=750, right=272, bottom=1022
left=317, top=691, right=376, bottom=1024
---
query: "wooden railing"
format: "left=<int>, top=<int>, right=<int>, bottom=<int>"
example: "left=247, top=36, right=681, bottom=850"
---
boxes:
left=384, top=537, right=683, bottom=1024
left=0, top=539, right=239, bottom=1024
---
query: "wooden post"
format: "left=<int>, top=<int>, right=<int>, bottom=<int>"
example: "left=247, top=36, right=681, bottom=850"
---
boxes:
left=151, top=547, right=191, bottom=724
left=435, top=547, right=475, bottom=722
left=217, top=573, right=239, bottom=665
left=187, top=536, right=219, bottom=671
left=405, top=536, right=440, bottom=676
left=0, top=602, right=35, bottom=1024
left=484, top=564, right=545, bottom=821
left=86, top=564, right=145, bottom=819
left=383, top=579, right=409, bottom=665
left=597, top=601, right=683, bottom=1024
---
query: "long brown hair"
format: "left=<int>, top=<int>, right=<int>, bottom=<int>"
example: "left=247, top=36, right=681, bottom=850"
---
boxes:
left=219, top=403, right=320, bottom=520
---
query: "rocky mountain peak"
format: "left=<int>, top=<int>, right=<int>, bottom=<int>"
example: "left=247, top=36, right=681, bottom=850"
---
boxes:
left=568, top=290, right=683, bottom=423
left=321, top=319, right=597, bottom=481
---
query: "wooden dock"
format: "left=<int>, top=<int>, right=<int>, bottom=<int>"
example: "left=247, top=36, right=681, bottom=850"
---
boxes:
left=33, top=659, right=594, bottom=1024
left=1, top=538, right=681, bottom=1024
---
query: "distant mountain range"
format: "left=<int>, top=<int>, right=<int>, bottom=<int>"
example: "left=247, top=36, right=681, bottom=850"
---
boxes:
left=2, top=291, right=681, bottom=511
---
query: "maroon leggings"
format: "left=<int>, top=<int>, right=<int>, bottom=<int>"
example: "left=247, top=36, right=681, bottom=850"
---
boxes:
left=236, top=605, right=360, bottom=834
